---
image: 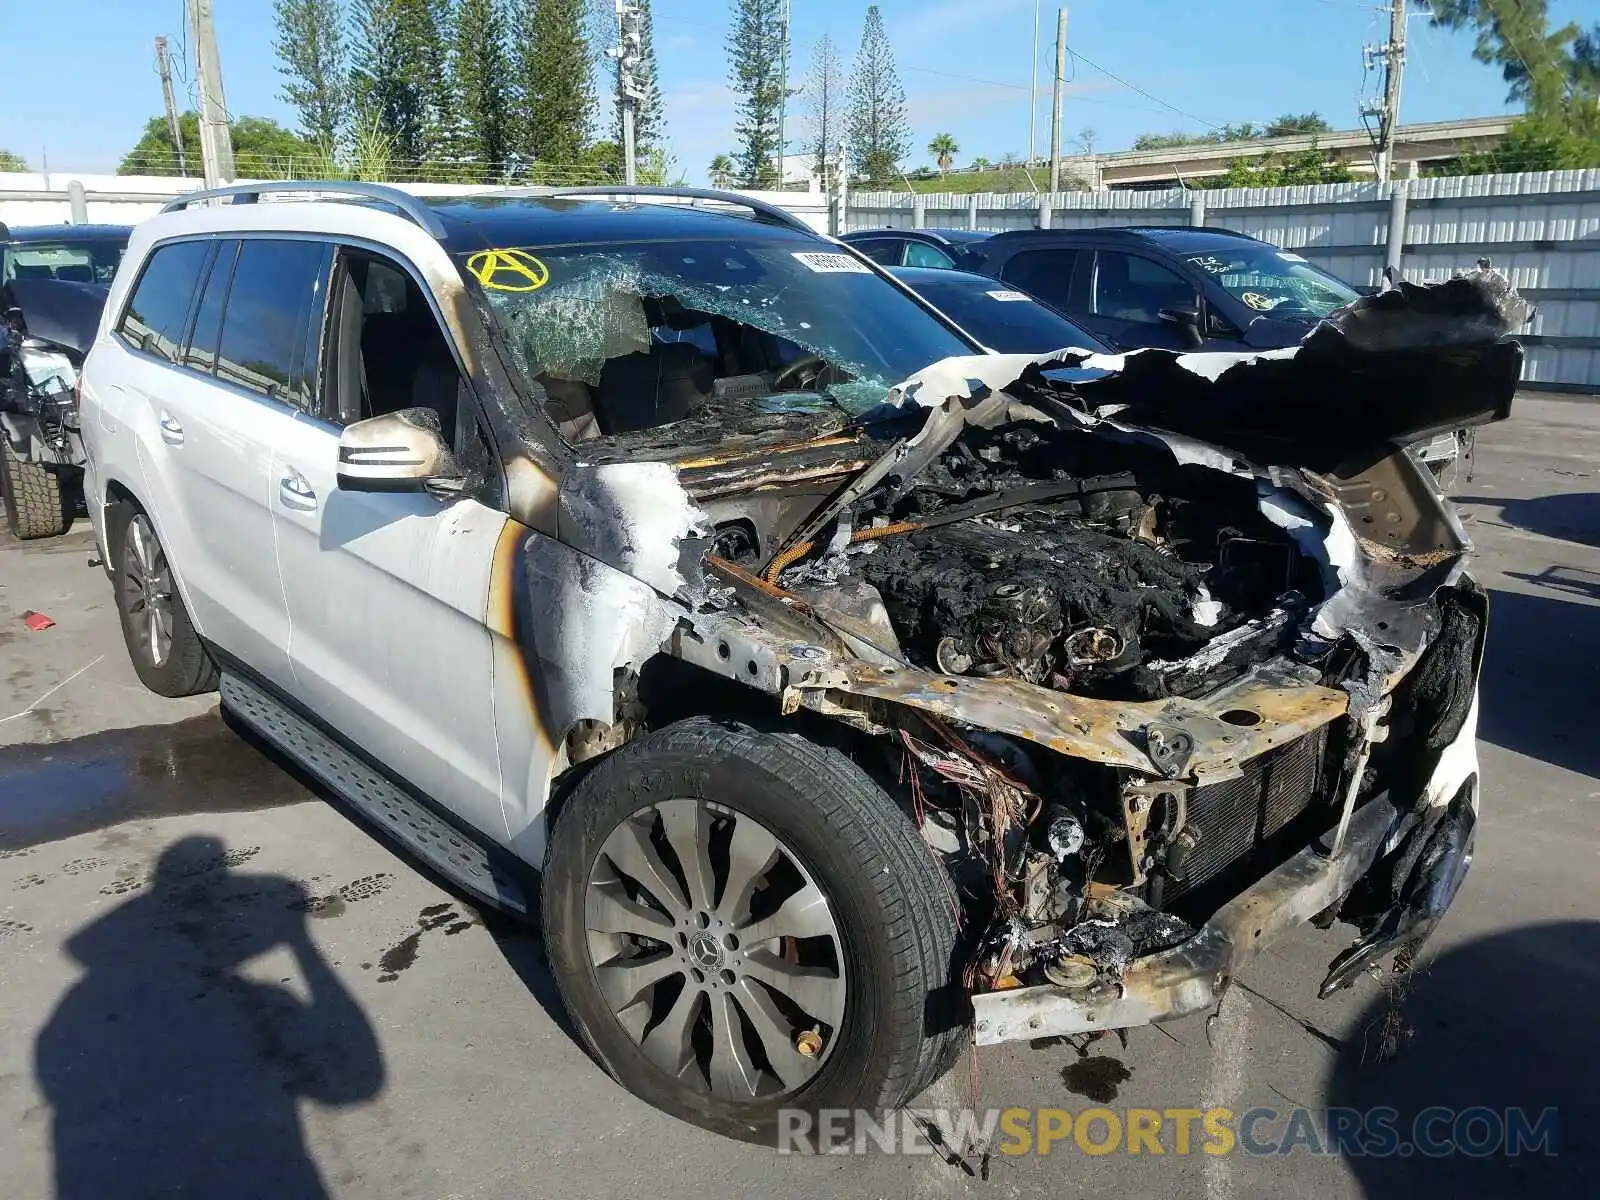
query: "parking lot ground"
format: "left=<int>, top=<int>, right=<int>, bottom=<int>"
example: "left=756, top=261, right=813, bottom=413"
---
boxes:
left=2, top=393, right=1598, bottom=1199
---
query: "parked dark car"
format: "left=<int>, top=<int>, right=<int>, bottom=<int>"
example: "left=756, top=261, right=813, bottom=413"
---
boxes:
left=957, top=226, right=1365, bottom=353
left=1, top=222, right=130, bottom=538
left=957, top=225, right=1460, bottom=472
left=842, top=227, right=993, bottom=269
left=887, top=266, right=1111, bottom=354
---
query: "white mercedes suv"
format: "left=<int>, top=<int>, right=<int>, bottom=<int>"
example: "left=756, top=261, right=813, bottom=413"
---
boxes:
left=78, top=182, right=1504, bottom=1145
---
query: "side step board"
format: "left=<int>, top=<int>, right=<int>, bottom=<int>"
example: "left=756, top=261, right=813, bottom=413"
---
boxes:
left=221, top=672, right=529, bottom=914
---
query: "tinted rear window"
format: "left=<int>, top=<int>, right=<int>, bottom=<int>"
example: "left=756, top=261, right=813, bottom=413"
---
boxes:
left=215, top=239, right=329, bottom=409
left=1000, top=248, right=1080, bottom=311
left=915, top=279, right=1108, bottom=354
left=184, top=240, right=239, bottom=372
left=117, top=241, right=210, bottom=362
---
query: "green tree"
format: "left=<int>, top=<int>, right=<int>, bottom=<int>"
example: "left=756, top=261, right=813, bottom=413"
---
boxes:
left=709, top=153, right=736, bottom=188
left=0, top=149, right=27, bottom=172
left=971, top=156, right=992, bottom=171
left=118, top=113, right=318, bottom=177
left=802, top=33, right=845, bottom=191
left=272, top=0, right=348, bottom=150
left=452, top=0, right=512, bottom=174
left=1134, top=114, right=1331, bottom=151
left=727, top=0, right=787, bottom=188
left=614, top=0, right=664, bottom=154
left=1199, top=143, right=1354, bottom=189
left=847, top=4, right=909, bottom=186
left=515, top=0, right=594, bottom=166
left=1429, top=2, right=1599, bottom=171
left=928, top=132, right=958, bottom=175
left=1429, top=1, right=1580, bottom=105
left=1264, top=112, right=1331, bottom=137
left=349, top=0, right=441, bottom=168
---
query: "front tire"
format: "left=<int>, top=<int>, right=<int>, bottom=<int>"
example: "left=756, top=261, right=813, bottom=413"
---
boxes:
left=0, top=436, right=68, bottom=539
left=541, top=717, right=964, bottom=1144
left=109, top=502, right=217, bottom=697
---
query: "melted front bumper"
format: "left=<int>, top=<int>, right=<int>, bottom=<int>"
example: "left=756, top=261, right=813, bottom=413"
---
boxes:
left=972, top=791, right=1420, bottom=1045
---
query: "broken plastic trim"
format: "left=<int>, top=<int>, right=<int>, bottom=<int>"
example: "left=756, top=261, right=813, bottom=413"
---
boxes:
left=971, top=790, right=1411, bottom=1045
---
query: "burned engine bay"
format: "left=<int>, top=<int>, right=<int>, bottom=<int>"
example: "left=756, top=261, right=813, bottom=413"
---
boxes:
left=549, top=270, right=1519, bottom=1011
left=769, top=419, right=1323, bottom=702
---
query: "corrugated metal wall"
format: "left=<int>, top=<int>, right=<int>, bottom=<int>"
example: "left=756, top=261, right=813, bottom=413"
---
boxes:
left=847, top=169, right=1600, bottom=390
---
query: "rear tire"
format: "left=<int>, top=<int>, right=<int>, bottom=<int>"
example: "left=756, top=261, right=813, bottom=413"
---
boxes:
left=0, top=436, right=68, bottom=539
left=109, top=501, right=218, bottom=697
left=541, top=716, right=966, bottom=1144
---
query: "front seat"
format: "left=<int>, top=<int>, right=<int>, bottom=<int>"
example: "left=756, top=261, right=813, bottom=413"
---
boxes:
left=593, top=342, right=713, bottom=434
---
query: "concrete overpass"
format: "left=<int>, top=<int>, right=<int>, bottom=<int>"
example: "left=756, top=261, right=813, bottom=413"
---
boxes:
left=1057, top=116, right=1514, bottom=190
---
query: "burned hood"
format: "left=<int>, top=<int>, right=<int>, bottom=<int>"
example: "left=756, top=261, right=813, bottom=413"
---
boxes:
left=3, top=277, right=110, bottom=358
left=1006, top=269, right=1528, bottom=473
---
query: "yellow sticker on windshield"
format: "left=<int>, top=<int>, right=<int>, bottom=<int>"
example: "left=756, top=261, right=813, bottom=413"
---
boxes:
left=466, top=248, right=550, bottom=292
left=1240, top=291, right=1277, bottom=311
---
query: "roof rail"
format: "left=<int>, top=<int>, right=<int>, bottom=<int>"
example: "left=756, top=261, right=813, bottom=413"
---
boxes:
left=498, top=185, right=816, bottom=235
left=159, top=181, right=450, bottom=239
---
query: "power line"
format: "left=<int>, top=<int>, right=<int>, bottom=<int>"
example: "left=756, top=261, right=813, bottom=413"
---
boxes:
left=1065, top=47, right=1222, bottom=130
left=899, top=63, right=1189, bottom=117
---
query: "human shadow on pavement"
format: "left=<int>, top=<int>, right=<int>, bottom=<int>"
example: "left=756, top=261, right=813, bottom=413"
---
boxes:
left=1470, top=492, right=1600, bottom=548
left=34, top=835, right=385, bottom=1199
left=1476, top=588, right=1600, bottom=780
left=1328, top=921, right=1599, bottom=1198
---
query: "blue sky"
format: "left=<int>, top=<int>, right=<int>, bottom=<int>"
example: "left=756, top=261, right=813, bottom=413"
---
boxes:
left=1, top=0, right=1588, bottom=179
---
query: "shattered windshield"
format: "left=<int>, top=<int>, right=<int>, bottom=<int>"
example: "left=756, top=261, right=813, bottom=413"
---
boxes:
left=455, top=237, right=972, bottom=440
left=1185, top=246, right=1360, bottom=319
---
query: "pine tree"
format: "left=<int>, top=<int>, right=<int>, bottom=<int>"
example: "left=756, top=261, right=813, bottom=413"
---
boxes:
left=272, top=0, right=348, bottom=150
left=727, top=0, right=787, bottom=188
left=350, top=0, right=413, bottom=157
left=802, top=34, right=844, bottom=190
left=514, top=0, right=595, bottom=167
left=453, top=0, right=512, bottom=174
left=846, top=5, right=909, bottom=187
left=350, top=0, right=450, bottom=170
left=613, top=0, right=664, bottom=154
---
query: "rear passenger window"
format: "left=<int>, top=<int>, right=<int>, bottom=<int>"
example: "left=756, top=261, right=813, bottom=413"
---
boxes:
left=904, top=242, right=955, bottom=269
left=852, top=239, right=904, bottom=266
left=1000, top=249, right=1080, bottom=311
left=215, top=239, right=330, bottom=410
left=117, top=241, right=210, bottom=362
left=184, top=240, right=239, bottom=372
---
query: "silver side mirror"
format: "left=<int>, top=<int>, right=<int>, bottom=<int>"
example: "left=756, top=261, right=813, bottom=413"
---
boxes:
left=336, top=408, right=459, bottom=493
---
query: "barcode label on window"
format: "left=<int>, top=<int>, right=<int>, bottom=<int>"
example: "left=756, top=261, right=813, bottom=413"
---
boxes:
left=792, top=252, right=873, bottom=274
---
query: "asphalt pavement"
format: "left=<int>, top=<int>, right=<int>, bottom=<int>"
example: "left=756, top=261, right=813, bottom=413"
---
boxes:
left=1, top=394, right=1597, bottom=1199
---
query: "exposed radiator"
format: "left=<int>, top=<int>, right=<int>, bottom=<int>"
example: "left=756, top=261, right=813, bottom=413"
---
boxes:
left=1165, top=726, right=1330, bottom=903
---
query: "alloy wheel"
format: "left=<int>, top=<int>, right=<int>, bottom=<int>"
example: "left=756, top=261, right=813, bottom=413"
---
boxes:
left=584, top=798, right=846, bottom=1101
left=123, top=513, right=174, bottom=668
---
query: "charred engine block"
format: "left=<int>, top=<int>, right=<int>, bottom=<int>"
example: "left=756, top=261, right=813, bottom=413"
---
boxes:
left=859, top=515, right=1210, bottom=689
left=787, top=422, right=1323, bottom=700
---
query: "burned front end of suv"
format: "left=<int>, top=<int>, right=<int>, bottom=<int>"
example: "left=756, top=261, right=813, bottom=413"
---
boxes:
left=481, top=233, right=1520, bottom=1046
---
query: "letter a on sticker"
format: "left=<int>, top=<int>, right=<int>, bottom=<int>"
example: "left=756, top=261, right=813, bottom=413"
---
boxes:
left=467, top=248, right=550, bottom=292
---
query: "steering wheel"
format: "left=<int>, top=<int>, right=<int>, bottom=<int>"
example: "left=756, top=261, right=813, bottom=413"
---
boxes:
left=772, top=353, right=829, bottom=390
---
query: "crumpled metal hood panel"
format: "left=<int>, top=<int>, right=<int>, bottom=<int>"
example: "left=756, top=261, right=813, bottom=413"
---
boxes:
left=934, top=269, right=1527, bottom=474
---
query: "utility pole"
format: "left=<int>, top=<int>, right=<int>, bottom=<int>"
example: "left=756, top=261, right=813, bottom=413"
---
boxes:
left=1049, top=7, right=1067, bottom=193
left=154, top=36, right=188, bottom=177
left=186, top=0, right=235, bottom=186
left=611, top=0, right=644, bottom=184
left=777, top=0, right=791, bottom=188
left=1027, top=0, right=1041, bottom=164
left=1363, top=0, right=1408, bottom=183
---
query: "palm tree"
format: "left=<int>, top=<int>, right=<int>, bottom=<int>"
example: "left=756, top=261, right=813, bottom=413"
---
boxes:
left=928, top=133, right=959, bottom=176
left=971, top=156, right=992, bottom=172
left=709, top=154, right=736, bottom=189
